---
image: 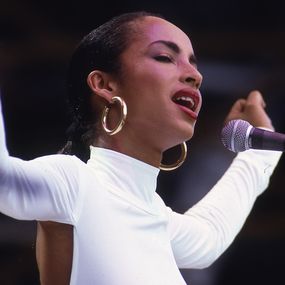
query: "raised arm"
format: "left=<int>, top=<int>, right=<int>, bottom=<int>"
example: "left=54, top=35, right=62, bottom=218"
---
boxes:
left=0, top=98, right=9, bottom=173
left=167, top=148, right=281, bottom=268
left=166, top=91, right=282, bottom=268
left=0, top=98, right=79, bottom=224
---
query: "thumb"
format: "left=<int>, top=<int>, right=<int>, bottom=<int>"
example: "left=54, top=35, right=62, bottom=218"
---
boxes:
left=229, top=98, right=246, bottom=114
left=224, top=98, right=246, bottom=125
left=247, top=90, right=266, bottom=108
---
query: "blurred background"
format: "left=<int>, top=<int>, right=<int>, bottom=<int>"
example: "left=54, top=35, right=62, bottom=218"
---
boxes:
left=1, top=0, right=285, bottom=284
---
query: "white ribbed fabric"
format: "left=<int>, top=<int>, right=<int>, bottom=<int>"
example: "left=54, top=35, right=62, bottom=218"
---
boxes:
left=0, top=98, right=282, bottom=284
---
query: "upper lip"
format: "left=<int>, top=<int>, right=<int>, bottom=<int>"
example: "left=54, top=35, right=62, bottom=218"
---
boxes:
left=171, top=88, right=201, bottom=113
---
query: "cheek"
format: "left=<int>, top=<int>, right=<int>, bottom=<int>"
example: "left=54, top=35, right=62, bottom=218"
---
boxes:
left=118, top=60, right=178, bottom=121
left=125, top=64, right=174, bottom=98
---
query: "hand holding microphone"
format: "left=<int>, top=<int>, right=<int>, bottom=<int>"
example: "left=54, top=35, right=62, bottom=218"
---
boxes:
left=221, top=90, right=282, bottom=152
left=224, top=90, right=274, bottom=132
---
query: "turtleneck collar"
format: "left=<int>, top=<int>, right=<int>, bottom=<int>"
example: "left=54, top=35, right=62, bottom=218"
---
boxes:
left=87, top=146, right=160, bottom=205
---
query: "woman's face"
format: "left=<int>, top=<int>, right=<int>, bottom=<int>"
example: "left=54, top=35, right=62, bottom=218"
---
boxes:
left=116, top=16, right=203, bottom=151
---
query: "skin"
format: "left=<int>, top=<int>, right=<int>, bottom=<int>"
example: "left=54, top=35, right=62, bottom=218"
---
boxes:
left=36, top=222, right=73, bottom=285
left=36, top=16, right=274, bottom=285
left=87, top=16, right=203, bottom=168
left=88, top=17, right=273, bottom=166
left=225, top=89, right=274, bottom=130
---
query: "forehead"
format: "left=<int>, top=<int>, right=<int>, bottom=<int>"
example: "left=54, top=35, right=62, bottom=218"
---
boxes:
left=130, top=16, right=194, bottom=53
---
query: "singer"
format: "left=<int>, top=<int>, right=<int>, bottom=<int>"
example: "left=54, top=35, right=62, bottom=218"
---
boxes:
left=0, top=11, right=282, bottom=285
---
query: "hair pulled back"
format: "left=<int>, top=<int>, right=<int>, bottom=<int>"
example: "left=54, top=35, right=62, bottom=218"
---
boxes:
left=59, top=11, right=162, bottom=162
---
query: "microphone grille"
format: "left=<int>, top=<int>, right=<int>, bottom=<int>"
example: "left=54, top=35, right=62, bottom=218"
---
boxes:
left=221, top=119, right=252, bottom=152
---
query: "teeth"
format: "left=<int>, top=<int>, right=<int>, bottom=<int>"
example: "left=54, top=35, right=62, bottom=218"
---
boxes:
left=175, top=96, right=195, bottom=109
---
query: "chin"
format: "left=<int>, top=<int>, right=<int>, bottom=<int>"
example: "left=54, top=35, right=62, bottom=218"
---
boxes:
left=169, top=131, right=194, bottom=149
left=162, top=122, right=195, bottom=149
left=184, top=133, right=194, bottom=143
left=182, top=124, right=195, bottom=141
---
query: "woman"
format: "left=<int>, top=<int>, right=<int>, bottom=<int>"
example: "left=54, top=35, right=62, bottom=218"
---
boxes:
left=0, top=11, right=282, bottom=285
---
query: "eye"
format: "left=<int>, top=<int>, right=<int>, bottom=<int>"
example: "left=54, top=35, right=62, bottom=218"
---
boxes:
left=154, top=55, right=173, bottom=63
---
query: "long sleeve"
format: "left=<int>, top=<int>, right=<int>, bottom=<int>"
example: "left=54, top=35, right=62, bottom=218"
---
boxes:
left=0, top=98, right=9, bottom=173
left=167, top=149, right=282, bottom=269
left=0, top=98, right=80, bottom=224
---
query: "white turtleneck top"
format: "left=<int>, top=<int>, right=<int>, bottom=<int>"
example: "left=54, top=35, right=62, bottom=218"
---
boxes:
left=0, top=100, right=282, bottom=284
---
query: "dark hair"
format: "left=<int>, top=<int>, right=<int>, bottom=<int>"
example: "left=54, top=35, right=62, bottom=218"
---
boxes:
left=59, top=11, right=163, bottom=162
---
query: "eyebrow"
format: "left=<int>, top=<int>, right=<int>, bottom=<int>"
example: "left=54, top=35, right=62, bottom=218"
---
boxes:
left=149, top=40, right=198, bottom=66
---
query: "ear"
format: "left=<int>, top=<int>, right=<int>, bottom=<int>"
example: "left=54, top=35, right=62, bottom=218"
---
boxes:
left=87, top=70, right=116, bottom=102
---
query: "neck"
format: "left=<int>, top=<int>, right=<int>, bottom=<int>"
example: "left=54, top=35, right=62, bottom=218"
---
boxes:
left=93, top=133, right=163, bottom=169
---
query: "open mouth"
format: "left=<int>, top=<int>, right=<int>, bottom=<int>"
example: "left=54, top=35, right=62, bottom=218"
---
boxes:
left=172, top=88, right=200, bottom=112
left=172, top=96, right=195, bottom=111
left=171, top=88, right=201, bottom=120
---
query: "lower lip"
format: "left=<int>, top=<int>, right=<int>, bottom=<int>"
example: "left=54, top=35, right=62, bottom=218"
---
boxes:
left=176, top=104, right=198, bottom=120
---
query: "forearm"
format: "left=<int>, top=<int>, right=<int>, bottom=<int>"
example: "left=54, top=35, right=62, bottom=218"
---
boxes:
left=185, top=149, right=282, bottom=266
left=0, top=98, right=10, bottom=176
left=168, top=149, right=282, bottom=269
left=0, top=99, right=38, bottom=219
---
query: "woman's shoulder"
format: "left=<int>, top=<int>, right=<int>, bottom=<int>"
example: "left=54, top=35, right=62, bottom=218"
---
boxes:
left=31, top=153, right=88, bottom=171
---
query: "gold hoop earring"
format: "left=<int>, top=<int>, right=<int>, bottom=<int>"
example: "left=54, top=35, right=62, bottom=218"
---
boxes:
left=101, top=96, right=127, bottom=135
left=159, top=142, right=187, bottom=171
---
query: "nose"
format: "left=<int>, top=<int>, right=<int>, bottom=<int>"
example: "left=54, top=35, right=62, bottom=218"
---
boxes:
left=181, top=65, right=203, bottom=89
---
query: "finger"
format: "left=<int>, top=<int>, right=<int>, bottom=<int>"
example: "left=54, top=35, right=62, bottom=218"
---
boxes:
left=229, top=98, right=247, bottom=114
left=224, top=98, right=247, bottom=125
left=247, top=90, right=266, bottom=108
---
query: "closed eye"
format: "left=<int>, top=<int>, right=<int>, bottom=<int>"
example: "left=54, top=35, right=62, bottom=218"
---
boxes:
left=153, top=55, right=173, bottom=63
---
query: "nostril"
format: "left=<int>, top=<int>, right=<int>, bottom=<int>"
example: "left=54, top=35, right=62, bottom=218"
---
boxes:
left=185, top=77, right=197, bottom=87
left=185, top=77, right=192, bottom=83
left=184, top=76, right=201, bottom=90
left=195, top=81, right=201, bottom=90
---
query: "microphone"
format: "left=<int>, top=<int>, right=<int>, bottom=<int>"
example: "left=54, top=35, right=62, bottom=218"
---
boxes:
left=221, top=119, right=285, bottom=152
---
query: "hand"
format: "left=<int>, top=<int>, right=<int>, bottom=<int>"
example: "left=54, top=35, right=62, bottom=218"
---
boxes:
left=224, top=90, right=274, bottom=130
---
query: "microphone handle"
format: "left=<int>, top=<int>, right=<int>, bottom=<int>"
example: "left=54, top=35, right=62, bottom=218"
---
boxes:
left=250, top=128, right=285, bottom=151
